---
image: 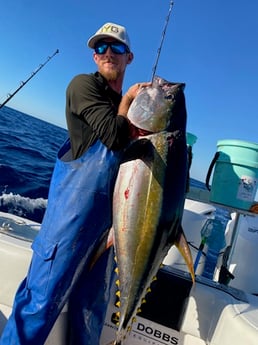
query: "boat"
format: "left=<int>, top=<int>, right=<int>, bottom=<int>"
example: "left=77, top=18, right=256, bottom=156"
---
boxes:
left=1, top=185, right=258, bottom=344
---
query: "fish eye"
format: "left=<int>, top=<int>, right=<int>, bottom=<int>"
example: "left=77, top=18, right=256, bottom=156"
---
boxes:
left=164, top=94, right=174, bottom=100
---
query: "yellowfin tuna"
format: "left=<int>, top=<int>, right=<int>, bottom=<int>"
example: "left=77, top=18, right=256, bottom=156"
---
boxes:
left=111, top=76, right=194, bottom=344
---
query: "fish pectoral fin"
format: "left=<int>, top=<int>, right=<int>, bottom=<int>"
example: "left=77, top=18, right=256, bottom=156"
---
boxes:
left=121, top=138, right=154, bottom=163
left=175, top=226, right=195, bottom=283
left=88, top=228, right=114, bottom=270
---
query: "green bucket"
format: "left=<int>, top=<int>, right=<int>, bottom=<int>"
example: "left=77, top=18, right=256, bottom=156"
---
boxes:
left=186, top=132, right=197, bottom=147
left=206, top=139, right=258, bottom=211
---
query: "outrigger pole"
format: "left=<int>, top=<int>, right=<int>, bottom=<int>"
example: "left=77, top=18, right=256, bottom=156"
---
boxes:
left=0, top=49, right=59, bottom=109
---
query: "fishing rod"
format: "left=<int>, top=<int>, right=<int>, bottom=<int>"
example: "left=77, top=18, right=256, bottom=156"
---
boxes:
left=151, top=0, right=174, bottom=83
left=0, top=49, right=59, bottom=109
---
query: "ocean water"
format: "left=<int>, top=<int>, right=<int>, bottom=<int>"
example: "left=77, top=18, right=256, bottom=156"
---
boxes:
left=0, top=106, right=67, bottom=223
left=0, top=105, right=208, bottom=224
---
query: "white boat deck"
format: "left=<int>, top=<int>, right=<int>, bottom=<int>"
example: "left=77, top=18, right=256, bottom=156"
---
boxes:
left=1, top=196, right=258, bottom=345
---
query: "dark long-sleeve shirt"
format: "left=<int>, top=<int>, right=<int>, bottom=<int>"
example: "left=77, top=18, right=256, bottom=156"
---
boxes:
left=66, top=72, right=130, bottom=159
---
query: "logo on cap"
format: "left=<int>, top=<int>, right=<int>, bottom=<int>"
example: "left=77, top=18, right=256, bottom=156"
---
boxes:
left=100, top=24, right=120, bottom=34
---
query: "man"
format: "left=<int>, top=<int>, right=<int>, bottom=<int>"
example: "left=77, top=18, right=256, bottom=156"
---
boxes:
left=0, top=22, right=149, bottom=345
left=66, top=22, right=150, bottom=159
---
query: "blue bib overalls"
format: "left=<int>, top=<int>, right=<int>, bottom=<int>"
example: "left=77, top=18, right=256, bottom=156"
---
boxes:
left=0, top=139, right=123, bottom=345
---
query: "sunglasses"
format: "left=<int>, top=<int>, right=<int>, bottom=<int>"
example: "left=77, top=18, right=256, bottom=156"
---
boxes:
left=94, top=41, right=129, bottom=55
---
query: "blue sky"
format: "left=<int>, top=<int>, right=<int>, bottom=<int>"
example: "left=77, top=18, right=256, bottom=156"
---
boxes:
left=0, top=0, right=257, bottom=182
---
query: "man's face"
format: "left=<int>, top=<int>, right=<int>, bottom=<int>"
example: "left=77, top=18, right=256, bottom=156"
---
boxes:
left=93, top=38, right=133, bottom=81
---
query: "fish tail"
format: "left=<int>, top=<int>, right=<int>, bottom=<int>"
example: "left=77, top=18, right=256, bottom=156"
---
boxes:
left=175, top=225, right=195, bottom=283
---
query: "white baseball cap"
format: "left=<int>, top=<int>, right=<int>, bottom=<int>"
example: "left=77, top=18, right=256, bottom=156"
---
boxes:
left=87, top=22, right=131, bottom=51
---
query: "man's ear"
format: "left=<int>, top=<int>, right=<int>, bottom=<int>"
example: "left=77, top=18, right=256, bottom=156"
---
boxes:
left=127, top=52, right=134, bottom=65
left=93, top=52, right=98, bottom=63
